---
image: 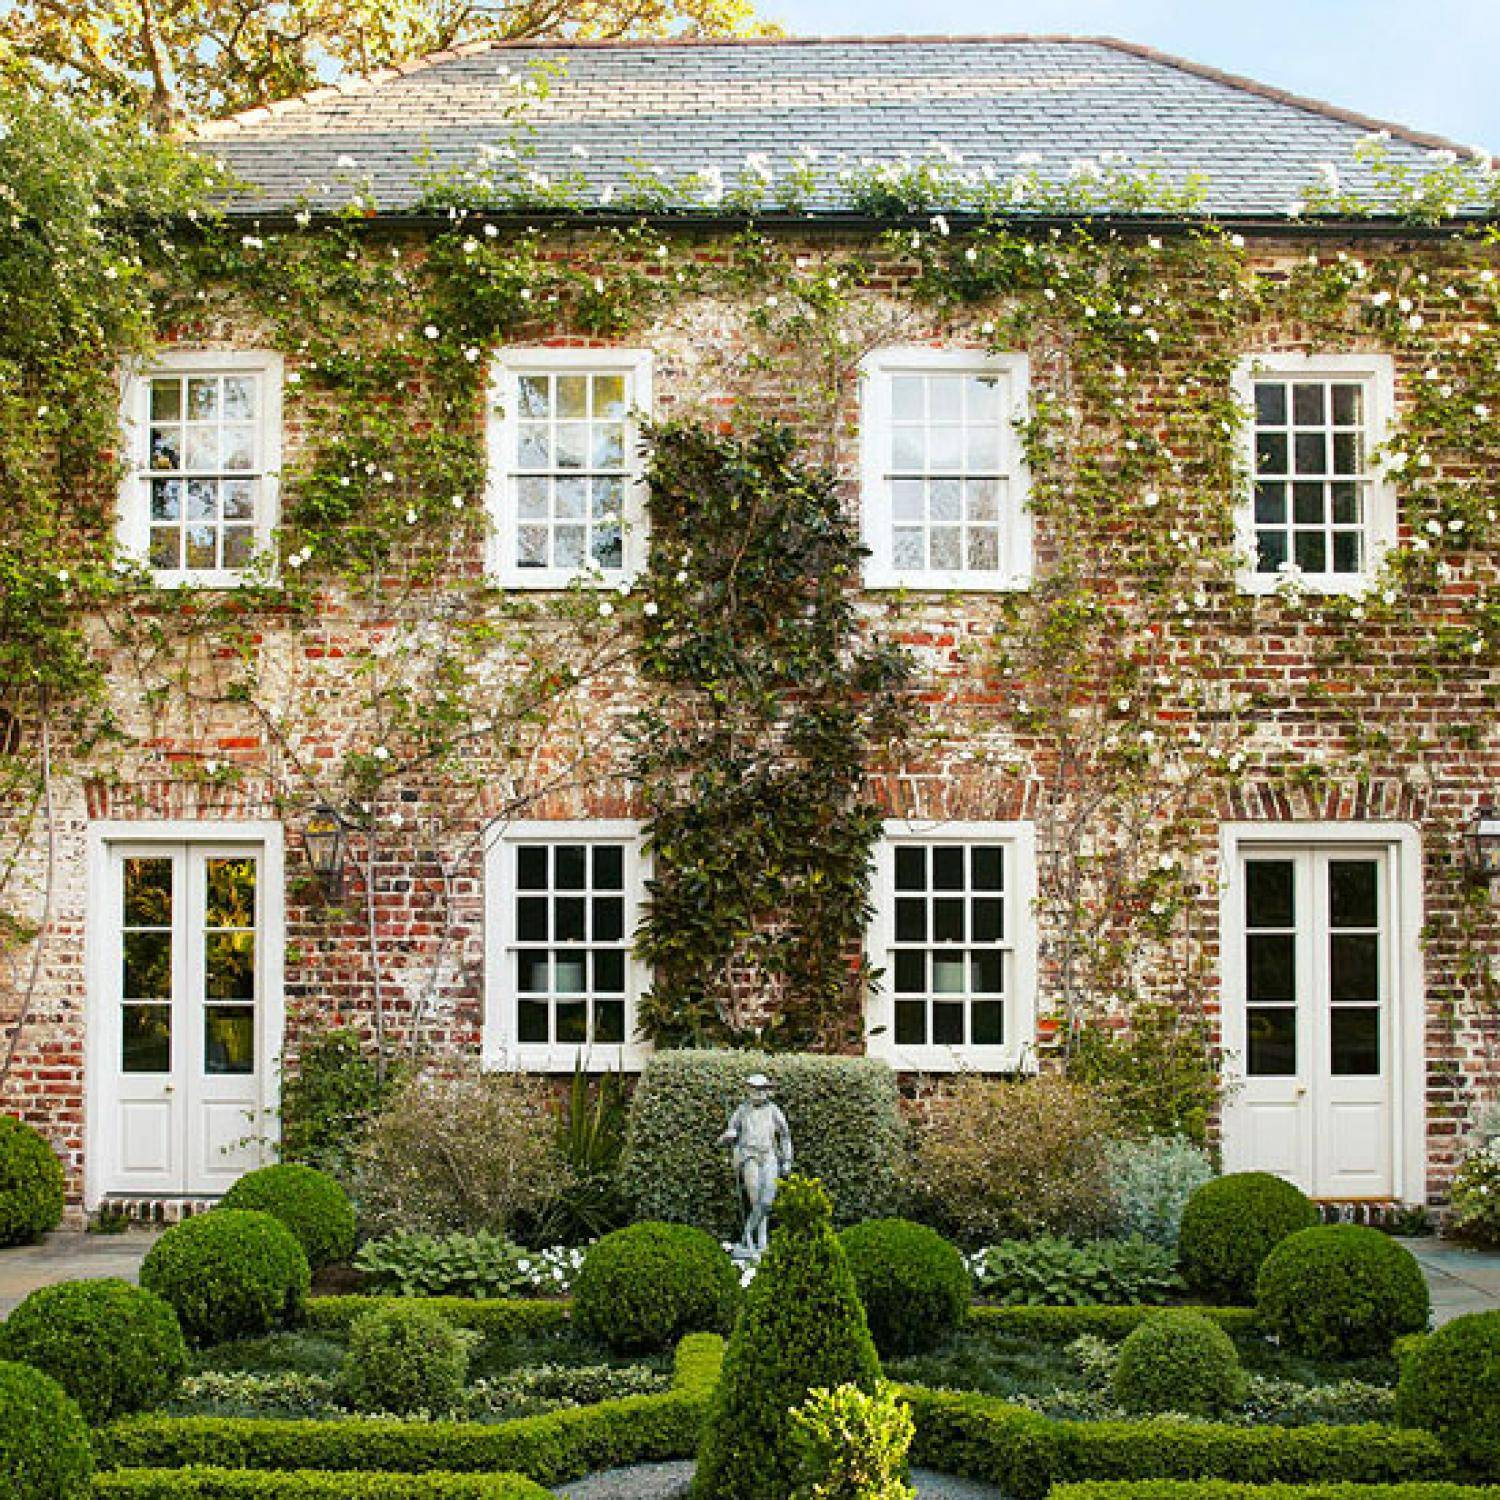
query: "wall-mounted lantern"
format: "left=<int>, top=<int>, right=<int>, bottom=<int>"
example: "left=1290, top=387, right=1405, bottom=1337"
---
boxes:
left=303, top=804, right=348, bottom=894
left=1464, top=803, right=1500, bottom=884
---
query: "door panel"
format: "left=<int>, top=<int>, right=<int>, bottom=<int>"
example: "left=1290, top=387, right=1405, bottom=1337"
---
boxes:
left=1226, top=845, right=1397, bottom=1199
left=96, top=842, right=271, bottom=1197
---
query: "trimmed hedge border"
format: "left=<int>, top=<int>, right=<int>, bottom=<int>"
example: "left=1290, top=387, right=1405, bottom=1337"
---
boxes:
left=303, top=1298, right=570, bottom=1342
left=970, top=1305, right=1260, bottom=1344
left=1052, top=1487, right=1500, bottom=1500
left=902, top=1389, right=1448, bottom=1500
left=302, top=1297, right=1254, bottom=1349
left=94, top=1471, right=550, bottom=1499
left=100, top=1335, right=724, bottom=1487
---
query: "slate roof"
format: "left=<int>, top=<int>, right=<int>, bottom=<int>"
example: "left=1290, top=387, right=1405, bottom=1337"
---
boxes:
left=197, top=34, right=1480, bottom=220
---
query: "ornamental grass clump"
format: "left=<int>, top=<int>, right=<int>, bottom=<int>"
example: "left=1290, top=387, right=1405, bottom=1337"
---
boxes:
left=695, top=1175, right=882, bottom=1500
left=906, top=1074, right=1119, bottom=1245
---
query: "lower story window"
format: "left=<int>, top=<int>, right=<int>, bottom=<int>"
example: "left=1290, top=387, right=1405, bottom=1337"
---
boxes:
left=867, top=821, right=1037, bottom=1070
left=484, top=820, right=648, bottom=1069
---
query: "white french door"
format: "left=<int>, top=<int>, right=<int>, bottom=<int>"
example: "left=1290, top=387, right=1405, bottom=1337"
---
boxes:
left=92, top=839, right=279, bottom=1197
left=1222, top=837, right=1418, bottom=1200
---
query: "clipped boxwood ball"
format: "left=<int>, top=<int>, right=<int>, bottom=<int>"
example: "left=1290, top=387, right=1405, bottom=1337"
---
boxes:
left=0, top=1359, right=92, bottom=1498
left=220, top=1163, right=356, bottom=1270
left=1178, top=1172, right=1319, bottom=1303
left=1395, top=1310, right=1500, bottom=1472
left=1113, top=1308, right=1245, bottom=1417
left=140, top=1208, right=310, bottom=1346
left=575, top=1221, right=741, bottom=1353
left=838, top=1218, right=969, bottom=1356
left=0, top=1116, right=66, bottom=1248
left=338, top=1301, right=472, bottom=1415
left=0, top=1276, right=187, bottom=1423
left=1256, top=1224, right=1429, bottom=1358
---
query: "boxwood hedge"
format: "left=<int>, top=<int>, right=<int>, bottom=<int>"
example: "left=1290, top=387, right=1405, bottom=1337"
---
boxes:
left=1052, top=1486, right=1499, bottom=1500
left=621, top=1051, right=903, bottom=1233
left=94, top=1472, right=551, bottom=1500
left=99, top=1334, right=724, bottom=1486
left=902, top=1388, right=1449, bottom=1500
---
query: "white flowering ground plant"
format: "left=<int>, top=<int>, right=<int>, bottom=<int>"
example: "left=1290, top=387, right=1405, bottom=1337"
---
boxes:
left=1446, top=1141, right=1500, bottom=1248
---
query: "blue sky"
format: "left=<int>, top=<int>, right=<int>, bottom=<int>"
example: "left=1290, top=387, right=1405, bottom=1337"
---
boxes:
left=762, top=0, right=1499, bottom=154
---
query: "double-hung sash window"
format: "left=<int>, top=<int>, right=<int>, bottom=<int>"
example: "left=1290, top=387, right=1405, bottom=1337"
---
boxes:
left=860, top=349, right=1031, bottom=590
left=1235, top=353, right=1395, bottom=593
left=120, top=351, right=283, bottom=586
left=867, top=822, right=1037, bottom=1071
left=485, top=821, right=648, bottom=1070
left=486, top=350, right=651, bottom=587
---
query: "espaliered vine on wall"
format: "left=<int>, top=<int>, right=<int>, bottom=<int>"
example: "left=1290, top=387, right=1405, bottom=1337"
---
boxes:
left=632, top=419, right=914, bottom=1050
left=0, top=86, right=1496, bottom=1119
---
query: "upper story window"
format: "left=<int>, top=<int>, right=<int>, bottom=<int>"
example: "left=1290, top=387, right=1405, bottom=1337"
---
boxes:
left=859, top=349, right=1031, bottom=591
left=866, top=821, right=1038, bottom=1072
left=1235, top=353, right=1396, bottom=593
left=483, top=820, right=650, bottom=1071
left=486, top=349, right=651, bottom=588
left=120, top=351, right=283, bottom=586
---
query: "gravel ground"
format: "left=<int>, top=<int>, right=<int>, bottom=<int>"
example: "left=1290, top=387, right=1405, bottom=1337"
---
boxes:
left=553, top=1462, right=1004, bottom=1498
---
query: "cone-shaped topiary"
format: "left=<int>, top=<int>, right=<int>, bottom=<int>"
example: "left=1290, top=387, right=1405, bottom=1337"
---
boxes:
left=694, top=1175, right=882, bottom=1500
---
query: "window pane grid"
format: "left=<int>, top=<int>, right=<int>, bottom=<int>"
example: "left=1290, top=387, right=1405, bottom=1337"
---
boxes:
left=202, top=856, right=257, bottom=1076
left=121, top=857, right=174, bottom=1073
left=886, top=371, right=1008, bottom=575
left=144, top=373, right=262, bottom=574
left=1244, top=857, right=1297, bottom=1077
left=889, top=842, right=1008, bottom=1049
left=511, top=371, right=630, bottom=574
left=511, top=841, right=629, bottom=1047
left=1251, top=378, right=1370, bottom=577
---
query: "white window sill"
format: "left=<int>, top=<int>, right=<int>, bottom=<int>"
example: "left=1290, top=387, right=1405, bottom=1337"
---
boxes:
left=488, top=567, right=639, bottom=592
left=483, top=1043, right=652, bottom=1073
left=144, top=569, right=280, bottom=591
left=1237, top=571, right=1378, bottom=598
left=862, top=568, right=1033, bottom=594
left=870, top=1042, right=1039, bottom=1074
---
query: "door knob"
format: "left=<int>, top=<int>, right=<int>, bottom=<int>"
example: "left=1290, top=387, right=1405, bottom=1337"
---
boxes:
left=162, top=1084, right=175, bottom=1094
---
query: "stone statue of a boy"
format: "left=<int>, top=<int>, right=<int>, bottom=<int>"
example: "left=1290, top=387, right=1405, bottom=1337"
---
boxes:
left=718, top=1073, right=793, bottom=1261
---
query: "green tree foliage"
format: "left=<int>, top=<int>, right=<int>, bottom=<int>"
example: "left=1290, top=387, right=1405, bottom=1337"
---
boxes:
left=695, top=1176, right=882, bottom=1500
left=0, top=0, right=773, bottom=132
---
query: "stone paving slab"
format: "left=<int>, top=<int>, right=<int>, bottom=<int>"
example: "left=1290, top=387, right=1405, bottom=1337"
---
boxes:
left=553, top=1463, right=1002, bottom=1498
left=1394, top=1237, right=1500, bottom=1326
left=0, top=1229, right=159, bottom=1316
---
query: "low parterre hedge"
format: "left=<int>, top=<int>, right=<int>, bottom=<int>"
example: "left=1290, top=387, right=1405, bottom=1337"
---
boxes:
left=100, top=1335, right=724, bottom=1487
left=969, top=1304, right=1260, bottom=1344
left=1052, top=1487, right=1500, bottom=1500
left=94, top=1472, right=551, bottom=1500
left=303, top=1297, right=569, bottom=1343
left=902, top=1388, right=1449, bottom=1500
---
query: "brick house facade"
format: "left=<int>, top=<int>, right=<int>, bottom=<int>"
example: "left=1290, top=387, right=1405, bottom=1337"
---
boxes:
left=1, top=36, right=1496, bottom=1215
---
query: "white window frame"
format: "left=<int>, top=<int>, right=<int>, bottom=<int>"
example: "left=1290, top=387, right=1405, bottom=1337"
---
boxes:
left=485, top=348, right=653, bottom=588
left=118, top=350, right=284, bottom=588
left=859, top=347, right=1033, bottom=592
left=1233, top=352, right=1397, bottom=596
left=483, top=818, right=652, bottom=1072
left=866, top=819, right=1038, bottom=1072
